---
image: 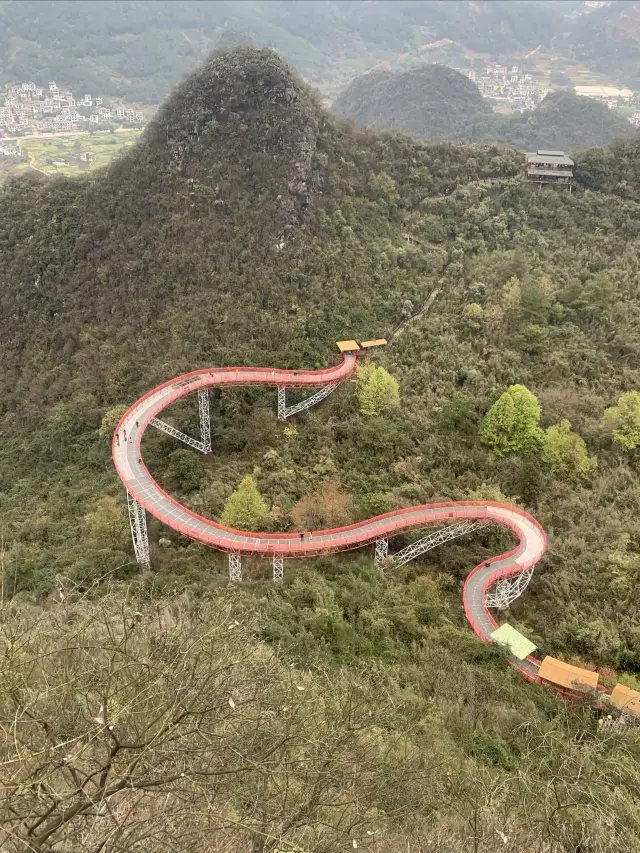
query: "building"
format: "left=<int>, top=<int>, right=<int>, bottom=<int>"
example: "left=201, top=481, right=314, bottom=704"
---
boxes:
left=49, top=81, right=58, bottom=92
left=525, top=150, right=574, bottom=190
left=125, top=108, right=135, bottom=121
left=115, top=106, right=125, bottom=118
left=135, top=111, right=144, bottom=122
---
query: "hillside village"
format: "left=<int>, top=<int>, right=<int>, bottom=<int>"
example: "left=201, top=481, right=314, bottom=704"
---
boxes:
left=468, top=61, right=639, bottom=123
left=0, top=79, right=146, bottom=136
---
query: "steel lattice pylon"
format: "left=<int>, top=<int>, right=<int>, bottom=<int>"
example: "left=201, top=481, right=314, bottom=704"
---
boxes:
left=127, top=491, right=150, bottom=569
left=390, top=520, right=488, bottom=568
left=485, top=567, right=534, bottom=610
left=198, top=389, right=211, bottom=454
left=273, top=555, right=284, bottom=582
left=374, top=538, right=389, bottom=570
left=277, top=387, right=286, bottom=421
left=228, top=554, right=242, bottom=583
left=277, top=382, right=338, bottom=421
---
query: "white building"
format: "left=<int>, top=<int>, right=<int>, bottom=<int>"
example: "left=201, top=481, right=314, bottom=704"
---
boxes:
left=89, top=114, right=100, bottom=123
left=49, top=81, right=58, bottom=92
left=115, top=106, right=125, bottom=118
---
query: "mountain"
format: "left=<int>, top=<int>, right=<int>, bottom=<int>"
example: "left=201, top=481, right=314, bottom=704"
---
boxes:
left=0, top=0, right=571, bottom=102
left=333, top=64, right=495, bottom=141
left=557, top=0, right=640, bottom=90
left=333, top=65, right=638, bottom=150
left=3, top=47, right=640, bottom=850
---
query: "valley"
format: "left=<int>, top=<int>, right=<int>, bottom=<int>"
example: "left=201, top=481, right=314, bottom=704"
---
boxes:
left=2, top=35, right=640, bottom=853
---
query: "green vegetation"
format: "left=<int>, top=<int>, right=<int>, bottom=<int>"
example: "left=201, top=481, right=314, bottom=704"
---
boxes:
left=559, top=1, right=640, bottom=90
left=14, top=130, right=142, bottom=177
left=333, top=64, right=495, bottom=142
left=603, top=391, right=640, bottom=452
left=334, top=66, right=638, bottom=151
left=221, top=475, right=269, bottom=530
left=357, top=364, right=400, bottom=416
left=541, top=419, right=595, bottom=477
left=2, top=47, right=640, bottom=850
left=0, top=0, right=572, bottom=102
left=479, top=385, right=543, bottom=457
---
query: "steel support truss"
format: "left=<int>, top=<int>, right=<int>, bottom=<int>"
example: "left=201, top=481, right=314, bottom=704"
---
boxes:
left=127, top=491, right=150, bottom=569
left=198, top=389, right=211, bottom=454
left=485, top=567, right=534, bottom=610
left=277, top=382, right=338, bottom=421
left=384, top=520, right=488, bottom=568
left=273, top=554, right=284, bottom=582
left=228, top=554, right=242, bottom=583
left=150, top=388, right=211, bottom=454
left=374, top=538, right=389, bottom=570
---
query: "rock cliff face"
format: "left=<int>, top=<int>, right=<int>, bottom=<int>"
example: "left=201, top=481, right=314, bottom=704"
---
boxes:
left=145, top=48, right=321, bottom=230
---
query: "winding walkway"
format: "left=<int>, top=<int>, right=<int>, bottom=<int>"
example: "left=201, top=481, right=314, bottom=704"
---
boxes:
left=113, top=352, right=547, bottom=682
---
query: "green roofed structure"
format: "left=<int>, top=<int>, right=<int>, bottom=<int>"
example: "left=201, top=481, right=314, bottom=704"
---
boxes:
left=490, top=623, right=537, bottom=661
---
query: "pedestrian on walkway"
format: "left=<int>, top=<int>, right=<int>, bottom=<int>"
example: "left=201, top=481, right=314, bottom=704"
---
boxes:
left=123, top=428, right=127, bottom=441
left=299, top=532, right=304, bottom=542
left=116, top=433, right=120, bottom=446
left=135, top=420, right=139, bottom=428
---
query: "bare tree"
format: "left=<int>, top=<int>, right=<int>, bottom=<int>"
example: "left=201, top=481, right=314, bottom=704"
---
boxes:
left=0, top=590, right=429, bottom=853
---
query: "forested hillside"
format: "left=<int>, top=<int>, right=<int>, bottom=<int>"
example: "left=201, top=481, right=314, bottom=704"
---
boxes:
left=558, top=0, right=640, bottom=90
left=2, top=48, right=640, bottom=851
left=332, top=64, right=495, bottom=141
left=333, top=65, right=639, bottom=150
left=0, top=0, right=569, bottom=102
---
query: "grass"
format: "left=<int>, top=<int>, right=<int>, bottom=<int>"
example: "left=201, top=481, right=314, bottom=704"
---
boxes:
left=16, top=129, right=142, bottom=177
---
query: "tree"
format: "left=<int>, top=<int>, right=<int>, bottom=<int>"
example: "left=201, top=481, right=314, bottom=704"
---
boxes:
left=98, top=404, right=128, bottom=439
left=541, top=419, right=595, bottom=476
left=290, top=482, right=355, bottom=530
left=358, top=366, right=400, bottom=416
left=479, top=384, right=543, bottom=456
left=221, top=475, right=269, bottom=530
left=84, top=495, right=128, bottom=549
left=603, top=391, right=640, bottom=451
left=0, top=592, right=411, bottom=853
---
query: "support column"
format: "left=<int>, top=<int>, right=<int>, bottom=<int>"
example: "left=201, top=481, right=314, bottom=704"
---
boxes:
left=228, top=554, right=242, bottom=583
left=277, top=386, right=286, bottom=421
left=273, top=554, right=284, bottom=582
left=374, top=538, right=388, bottom=571
left=127, top=491, right=150, bottom=569
left=198, top=388, right=211, bottom=454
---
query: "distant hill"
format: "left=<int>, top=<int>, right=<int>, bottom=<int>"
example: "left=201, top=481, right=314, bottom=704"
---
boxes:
left=494, top=90, right=639, bottom=151
left=333, top=65, right=638, bottom=151
left=0, top=0, right=569, bottom=103
left=332, top=65, right=495, bottom=141
left=558, top=0, right=640, bottom=90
